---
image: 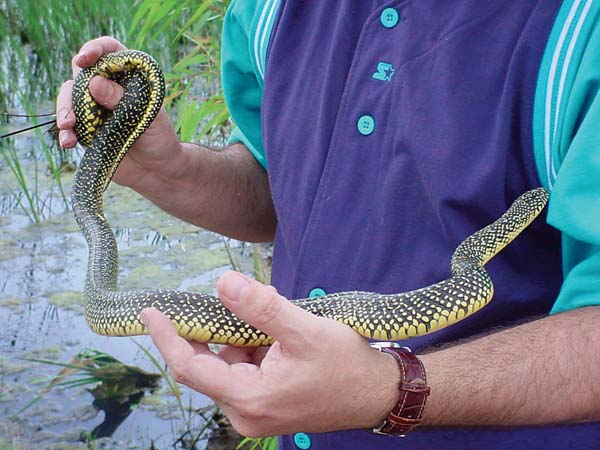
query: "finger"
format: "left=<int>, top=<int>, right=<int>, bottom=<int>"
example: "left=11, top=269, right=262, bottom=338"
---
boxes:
left=141, top=308, right=238, bottom=395
left=72, top=36, right=127, bottom=74
left=58, top=129, right=77, bottom=149
left=250, top=346, right=269, bottom=365
left=218, top=346, right=257, bottom=364
left=217, top=272, right=323, bottom=355
left=218, top=345, right=269, bottom=366
left=56, top=81, right=74, bottom=128
left=89, top=76, right=124, bottom=110
left=56, top=81, right=77, bottom=148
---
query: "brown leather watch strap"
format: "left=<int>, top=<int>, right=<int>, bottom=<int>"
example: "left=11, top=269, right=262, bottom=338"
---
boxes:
left=371, top=344, right=430, bottom=436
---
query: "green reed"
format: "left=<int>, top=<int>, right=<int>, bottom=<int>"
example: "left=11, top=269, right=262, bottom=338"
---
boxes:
left=1, top=1, right=247, bottom=446
left=237, top=437, right=279, bottom=450
left=131, top=0, right=231, bottom=142
left=0, top=0, right=132, bottom=221
left=0, top=139, right=40, bottom=223
left=0, top=0, right=231, bottom=222
left=0, top=0, right=131, bottom=109
left=133, top=339, right=221, bottom=448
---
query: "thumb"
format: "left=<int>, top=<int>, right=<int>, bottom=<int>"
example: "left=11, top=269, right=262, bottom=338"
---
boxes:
left=89, top=75, right=124, bottom=110
left=217, top=271, right=321, bottom=353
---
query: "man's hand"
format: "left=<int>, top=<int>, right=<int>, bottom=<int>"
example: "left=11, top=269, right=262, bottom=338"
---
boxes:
left=55, top=37, right=276, bottom=242
left=141, top=271, right=400, bottom=437
left=55, top=36, right=182, bottom=189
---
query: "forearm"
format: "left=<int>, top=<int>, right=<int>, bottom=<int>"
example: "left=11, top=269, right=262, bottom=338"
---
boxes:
left=128, top=141, right=276, bottom=242
left=420, top=306, right=600, bottom=427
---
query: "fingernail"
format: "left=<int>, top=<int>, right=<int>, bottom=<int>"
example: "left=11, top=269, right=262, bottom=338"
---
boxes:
left=58, top=131, right=70, bottom=148
left=219, top=272, right=251, bottom=303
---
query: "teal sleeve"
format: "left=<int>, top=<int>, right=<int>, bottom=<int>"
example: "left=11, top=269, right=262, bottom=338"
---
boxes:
left=543, top=14, right=600, bottom=313
left=221, top=0, right=267, bottom=169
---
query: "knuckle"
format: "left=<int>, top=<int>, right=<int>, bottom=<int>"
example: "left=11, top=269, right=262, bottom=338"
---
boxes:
left=58, top=131, right=75, bottom=148
left=168, top=362, right=189, bottom=385
left=252, top=287, right=283, bottom=328
left=60, top=80, right=74, bottom=91
left=99, top=35, right=117, bottom=44
left=97, top=35, right=127, bottom=51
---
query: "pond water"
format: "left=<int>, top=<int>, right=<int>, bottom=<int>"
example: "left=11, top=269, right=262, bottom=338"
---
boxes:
left=0, top=128, right=256, bottom=449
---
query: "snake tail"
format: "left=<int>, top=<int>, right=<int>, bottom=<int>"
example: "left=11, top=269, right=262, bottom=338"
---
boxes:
left=292, top=188, right=549, bottom=341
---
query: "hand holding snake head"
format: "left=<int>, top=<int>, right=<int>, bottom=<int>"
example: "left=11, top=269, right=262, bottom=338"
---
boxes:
left=56, top=37, right=180, bottom=188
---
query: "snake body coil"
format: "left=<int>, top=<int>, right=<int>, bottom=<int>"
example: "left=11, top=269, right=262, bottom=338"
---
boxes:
left=72, top=50, right=549, bottom=347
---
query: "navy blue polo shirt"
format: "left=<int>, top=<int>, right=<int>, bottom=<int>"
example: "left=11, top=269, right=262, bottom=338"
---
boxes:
left=221, top=1, right=600, bottom=449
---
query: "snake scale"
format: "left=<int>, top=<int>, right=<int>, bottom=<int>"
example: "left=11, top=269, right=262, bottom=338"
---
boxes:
left=71, top=50, right=549, bottom=347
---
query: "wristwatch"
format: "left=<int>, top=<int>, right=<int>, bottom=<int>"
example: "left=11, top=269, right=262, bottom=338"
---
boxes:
left=370, top=342, right=430, bottom=436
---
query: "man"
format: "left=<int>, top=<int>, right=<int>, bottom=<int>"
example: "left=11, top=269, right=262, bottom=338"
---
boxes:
left=57, top=1, right=600, bottom=449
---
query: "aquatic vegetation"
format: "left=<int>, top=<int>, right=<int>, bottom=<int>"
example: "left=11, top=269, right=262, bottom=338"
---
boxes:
left=0, top=1, right=278, bottom=448
left=130, top=0, right=231, bottom=143
left=0, top=0, right=232, bottom=222
left=0, top=0, right=131, bottom=113
left=21, top=348, right=161, bottom=441
left=237, top=436, right=279, bottom=450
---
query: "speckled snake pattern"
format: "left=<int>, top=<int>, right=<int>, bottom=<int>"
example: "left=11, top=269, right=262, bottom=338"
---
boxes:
left=71, top=50, right=549, bottom=346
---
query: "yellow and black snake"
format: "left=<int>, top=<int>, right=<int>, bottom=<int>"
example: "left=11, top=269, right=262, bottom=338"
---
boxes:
left=71, top=50, right=549, bottom=347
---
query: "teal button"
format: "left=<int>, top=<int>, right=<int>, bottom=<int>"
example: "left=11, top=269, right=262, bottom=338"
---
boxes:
left=357, top=115, right=376, bottom=136
left=381, top=7, right=400, bottom=28
left=309, top=287, right=327, bottom=298
left=293, top=432, right=312, bottom=449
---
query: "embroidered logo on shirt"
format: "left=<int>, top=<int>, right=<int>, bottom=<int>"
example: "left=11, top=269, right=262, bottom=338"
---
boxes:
left=372, top=62, right=395, bottom=82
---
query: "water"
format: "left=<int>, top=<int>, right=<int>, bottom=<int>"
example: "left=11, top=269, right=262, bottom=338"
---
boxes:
left=0, top=130, right=254, bottom=449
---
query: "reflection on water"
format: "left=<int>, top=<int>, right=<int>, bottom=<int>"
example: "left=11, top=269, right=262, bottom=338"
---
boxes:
left=115, top=226, right=171, bottom=251
left=0, top=135, right=254, bottom=448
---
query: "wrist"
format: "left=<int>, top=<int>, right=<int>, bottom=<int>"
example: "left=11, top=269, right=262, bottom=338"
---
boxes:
left=118, top=108, right=185, bottom=190
left=126, top=139, right=188, bottom=193
left=370, top=343, right=430, bottom=436
left=368, top=346, right=403, bottom=428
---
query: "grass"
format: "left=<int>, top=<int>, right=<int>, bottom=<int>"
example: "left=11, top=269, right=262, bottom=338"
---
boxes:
left=17, top=342, right=224, bottom=447
left=237, top=437, right=279, bottom=450
left=0, top=0, right=232, bottom=222
left=0, top=2, right=278, bottom=449
left=0, top=139, right=40, bottom=223
left=0, top=102, right=70, bottom=223
left=0, top=0, right=131, bottom=221
left=18, top=348, right=161, bottom=416
left=131, top=0, right=231, bottom=144
left=0, top=0, right=131, bottom=119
